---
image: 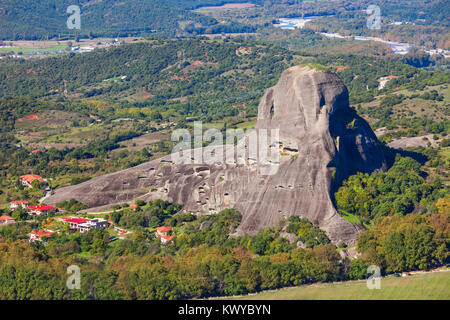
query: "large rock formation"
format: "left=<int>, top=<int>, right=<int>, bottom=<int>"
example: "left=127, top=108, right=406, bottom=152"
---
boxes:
left=46, top=66, right=387, bottom=245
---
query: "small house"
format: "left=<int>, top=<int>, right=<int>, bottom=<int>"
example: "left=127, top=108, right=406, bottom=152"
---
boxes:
left=61, top=217, right=91, bottom=230
left=156, top=226, right=174, bottom=243
left=160, top=235, right=173, bottom=244
left=78, top=219, right=109, bottom=233
left=19, top=174, right=44, bottom=188
left=28, top=205, right=58, bottom=216
left=61, top=217, right=109, bottom=233
left=29, top=229, right=53, bottom=242
left=156, top=226, right=173, bottom=237
left=9, top=201, right=29, bottom=210
left=0, top=216, right=15, bottom=226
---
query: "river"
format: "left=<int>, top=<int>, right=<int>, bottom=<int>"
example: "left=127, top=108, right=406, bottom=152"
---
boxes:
left=273, top=17, right=450, bottom=58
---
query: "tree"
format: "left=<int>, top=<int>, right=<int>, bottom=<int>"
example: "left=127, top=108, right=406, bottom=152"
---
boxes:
left=435, top=197, right=450, bottom=214
left=349, top=258, right=370, bottom=280
left=135, top=200, right=146, bottom=207
left=248, top=231, right=273, bottom=255
left=12, top=208, right=28, bottom=221
left=383, top=232, right=407, bottom=272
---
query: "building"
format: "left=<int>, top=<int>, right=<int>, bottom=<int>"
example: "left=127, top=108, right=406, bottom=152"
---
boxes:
left=0, top=216, right=15, bottom=226
left=61, top=217, right=109, bottom=233
left=61, top=217, right=91, bottom=230
left=377, top=75, right=399, bottom=90
left=78, top=219, right=109, bottom=233
left=28, top=205, right=58, bottom=216
left=19, top=174, right=44, bottom=188
left=29, top=229, right=53, bottom=242
left=9, top=201, right=29, bottom=210
left=156, top=226, right=173, bottom=237
left=79, top=46, right=95, bottom=53
left=160, top=235, right=173, bottom=244
left=156, top=226, right=174, bottom=243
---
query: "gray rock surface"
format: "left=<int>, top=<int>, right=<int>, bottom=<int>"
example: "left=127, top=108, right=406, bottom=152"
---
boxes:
left=46, top=66, right=386, bottom=245
left=200, top=221, right=213, bottom=230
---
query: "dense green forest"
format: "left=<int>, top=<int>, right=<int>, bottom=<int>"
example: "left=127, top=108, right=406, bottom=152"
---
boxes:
left=0, top=0, right=257, bottom=40
left=335, top=153, right=447, bottom=225
left=0, top=205, right=447, bottom=299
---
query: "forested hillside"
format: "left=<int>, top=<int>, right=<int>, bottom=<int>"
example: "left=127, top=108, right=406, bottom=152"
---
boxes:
left=0, top=0, right=254, bottom=40
left=0, top=204, right=447, bottom=299
left=0, top=38, right=293, bottom=118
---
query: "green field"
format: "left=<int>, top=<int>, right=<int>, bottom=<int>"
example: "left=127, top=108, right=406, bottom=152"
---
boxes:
left=220, top=270, right=450, bottom=300
left=0, top=45, right=66, bottom=54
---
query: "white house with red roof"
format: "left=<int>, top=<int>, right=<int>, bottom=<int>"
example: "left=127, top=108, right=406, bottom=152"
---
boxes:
left=160, top=235, right=173, bottom=244
left=19, top=174, right=45, bottom=188
left=61, top=217, right=109, bottom=233
left=156, top=226, right=173, bottom=236
left=28, top=205, right=58, bottom=216
left=60, top=217, right=91, bottom=230
left=155, top=226, right=174, bottom=243
left=77, top=219, right=109, bottom=233
left=9, top=201, right=29, bottom=210
left=0, top=216, right=15, bottom=226
left=29, top=229, right=53, bottom=242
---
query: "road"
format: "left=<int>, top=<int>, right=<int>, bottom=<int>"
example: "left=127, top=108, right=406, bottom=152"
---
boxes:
left=38, top=189, right=52, bottom=203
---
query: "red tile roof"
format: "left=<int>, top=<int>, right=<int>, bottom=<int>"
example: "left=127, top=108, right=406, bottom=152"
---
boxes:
left=28, top=205, right=57, bottom=211
left=30, top=230, right=53, bottom=238
left=10, top=201, right=29, bottom=205
left=161, top=235, right=173, bottom=241
left=61, top=217, right=91, bottom=224
left=156, top=226, right=173, bottom=233
left=20, top=174, right=44, bottom=184
left=0, top=216, right=15, bottom=221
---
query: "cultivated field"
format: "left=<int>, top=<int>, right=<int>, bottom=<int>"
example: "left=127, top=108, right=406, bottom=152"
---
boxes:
left=195, top=3, right=256, bottom=12
left=220, top=269, right=450, bottom=300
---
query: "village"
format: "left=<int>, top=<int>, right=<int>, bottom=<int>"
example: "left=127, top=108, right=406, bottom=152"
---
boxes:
left=0, top=38, right=125, bottom=60
left=0, top=173, right=175, bottom=244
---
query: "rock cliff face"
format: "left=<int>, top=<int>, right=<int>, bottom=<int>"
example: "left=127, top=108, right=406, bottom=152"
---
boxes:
left=46, top=66, right=386, bottom=245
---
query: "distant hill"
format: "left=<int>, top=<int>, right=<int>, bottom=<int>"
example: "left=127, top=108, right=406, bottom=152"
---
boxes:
left=0, top=0, right=255, bottom=40
left=0, top=38, right=292, bottom=117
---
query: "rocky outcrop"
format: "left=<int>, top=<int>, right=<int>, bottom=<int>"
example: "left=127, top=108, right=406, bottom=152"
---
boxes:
left=46, top=66, right=386, bottom=245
